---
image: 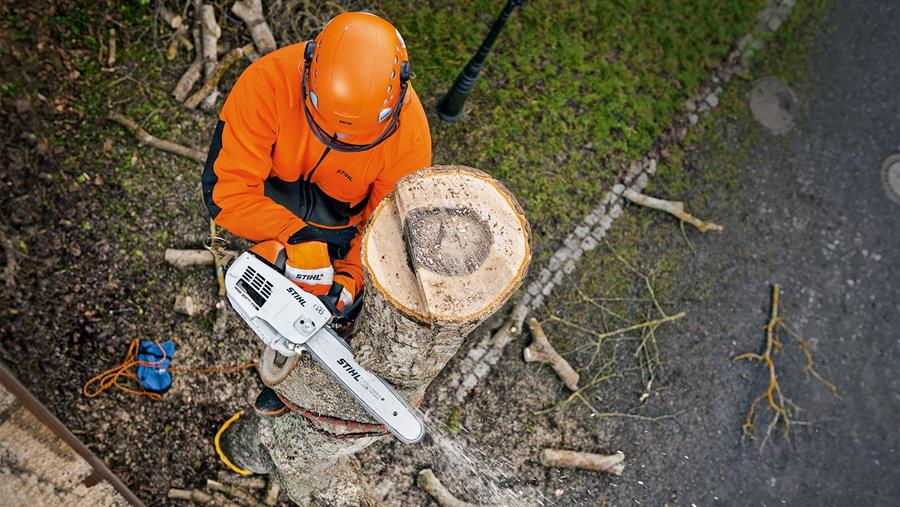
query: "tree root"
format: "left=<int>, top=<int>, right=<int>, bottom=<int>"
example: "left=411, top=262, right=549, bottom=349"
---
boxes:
left=524, top=317, right=580, bottom=390
left=623, top=188, right=723, bottom=233
left=539, top=449, right=625, bottom=476
left=417, top=469, right=487, bottom=507
left=733, top=284, right=840, bottom=450
left=106, top=111, right=206, bottom=163
left=184, top=43, right=255, bottom=110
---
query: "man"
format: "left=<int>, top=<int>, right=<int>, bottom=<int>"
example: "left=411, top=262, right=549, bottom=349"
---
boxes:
left=202, top=11, right=431, bottom=314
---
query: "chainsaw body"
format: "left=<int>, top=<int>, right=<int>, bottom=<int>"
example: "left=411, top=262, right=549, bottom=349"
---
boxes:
left=225, top=252, right=425, bottom=444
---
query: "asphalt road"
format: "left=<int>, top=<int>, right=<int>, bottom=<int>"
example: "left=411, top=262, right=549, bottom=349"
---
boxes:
left=604, top=0, right=900, bottom=505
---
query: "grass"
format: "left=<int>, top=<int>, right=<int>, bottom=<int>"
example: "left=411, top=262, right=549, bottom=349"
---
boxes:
left=533, top=0, right=832, bottom=425
left=378, top=0, right=767, bottom=248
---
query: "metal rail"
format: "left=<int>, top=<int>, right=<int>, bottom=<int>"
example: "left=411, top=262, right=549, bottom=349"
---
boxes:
left=0, top=362, right=145, bottom=507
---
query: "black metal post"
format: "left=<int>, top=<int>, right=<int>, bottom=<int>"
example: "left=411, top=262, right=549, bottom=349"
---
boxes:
left=436, top=0, right=525, bottom=122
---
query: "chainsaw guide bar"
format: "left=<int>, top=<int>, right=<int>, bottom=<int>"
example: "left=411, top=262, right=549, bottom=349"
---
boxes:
left=225, top=252, right=426, bottom=444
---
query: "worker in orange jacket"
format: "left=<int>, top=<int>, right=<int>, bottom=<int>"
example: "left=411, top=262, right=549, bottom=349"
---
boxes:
left=202, top=12, right=431, bottom=315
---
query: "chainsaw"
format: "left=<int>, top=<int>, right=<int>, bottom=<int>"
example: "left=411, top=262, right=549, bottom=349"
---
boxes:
left=224, top=251, right=426, bottom=444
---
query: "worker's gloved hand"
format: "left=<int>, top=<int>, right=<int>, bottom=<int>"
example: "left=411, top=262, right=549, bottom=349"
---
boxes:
left=318, top=273, right=357, bottom=318
left=284, top=241, right=333, bottom=296
left=332, top=274, right=356, bottom=311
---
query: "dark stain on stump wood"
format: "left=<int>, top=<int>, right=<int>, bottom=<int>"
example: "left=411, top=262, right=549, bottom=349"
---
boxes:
left=402, top=206, right=492, bottom=277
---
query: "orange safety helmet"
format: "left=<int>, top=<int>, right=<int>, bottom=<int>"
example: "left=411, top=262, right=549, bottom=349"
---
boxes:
left=302, top=12, right=411, bottom=152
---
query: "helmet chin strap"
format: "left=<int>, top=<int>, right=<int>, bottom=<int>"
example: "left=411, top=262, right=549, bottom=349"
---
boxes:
left=301, top=40, right=410, bottom=153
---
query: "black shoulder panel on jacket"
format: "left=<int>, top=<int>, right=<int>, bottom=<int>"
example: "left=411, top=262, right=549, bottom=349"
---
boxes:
left=201, top=120, right=226, bottom=218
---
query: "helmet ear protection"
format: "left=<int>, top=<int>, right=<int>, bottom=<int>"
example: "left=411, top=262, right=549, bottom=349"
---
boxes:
left=301, top=40, right=411, bottom=153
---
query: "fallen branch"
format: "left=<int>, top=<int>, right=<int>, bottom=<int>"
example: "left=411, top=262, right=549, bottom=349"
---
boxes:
left=733, top=284, right=840, bottom=450
left=490, top=302, right=529, bottom=349
left=207, top=479, right=266, bottom=507
left=524, top=317, right=579, bottom=390
left=417, top=469, right=487, bottom=507
left=173, top=27, right=204, bottom=101
left=623, top=188, right=723, bottom=233
left=184, top=43, right=255, bottom=110
left=106, top=111, right=206, bottom=163
left=160, top=5, right=192, bottom=60
left=539, top=449, right=625, bottom=476
left=199, top=4, right=222, bottom=108
left=166, top=248, right=237, bottom=268
left=231, top=0, right=277, bottom=55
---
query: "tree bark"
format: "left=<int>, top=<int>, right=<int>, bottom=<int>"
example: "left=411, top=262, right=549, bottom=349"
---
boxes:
left=225, top=166, right=531, bottom=504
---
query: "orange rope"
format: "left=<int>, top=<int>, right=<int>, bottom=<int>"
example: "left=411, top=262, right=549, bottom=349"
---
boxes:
left=82, top=339, right=256, bottom=400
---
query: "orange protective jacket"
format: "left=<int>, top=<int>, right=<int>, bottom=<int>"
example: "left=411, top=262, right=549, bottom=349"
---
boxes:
left=201, top=42, right=432, bottom=291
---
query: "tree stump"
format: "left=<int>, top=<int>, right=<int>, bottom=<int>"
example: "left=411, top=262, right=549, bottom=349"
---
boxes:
left=223, top=166, right=531, bottom=504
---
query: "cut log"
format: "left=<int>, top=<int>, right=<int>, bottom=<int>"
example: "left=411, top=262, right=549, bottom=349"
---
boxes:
left=225, top=166, right=531, bottom=504
left=273, top=165, right=531, bottom=418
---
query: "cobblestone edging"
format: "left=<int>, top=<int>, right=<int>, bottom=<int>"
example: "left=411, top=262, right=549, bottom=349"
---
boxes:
left=440, top=0, right=798, bottom=404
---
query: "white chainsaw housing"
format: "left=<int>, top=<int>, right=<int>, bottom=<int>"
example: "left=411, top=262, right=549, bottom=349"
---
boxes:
left=226, top=252, right=331, bottom=356
left=225, top=252, right=425, bottom=444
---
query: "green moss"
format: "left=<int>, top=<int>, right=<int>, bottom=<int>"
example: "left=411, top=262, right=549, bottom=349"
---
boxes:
left=444, top=407, right=462, bottom=434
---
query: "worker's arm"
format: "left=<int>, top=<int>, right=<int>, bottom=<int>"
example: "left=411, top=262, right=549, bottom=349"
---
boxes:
left=201, top=62, right=306, bottom=245
left=332, top=92, right=433, bottom=293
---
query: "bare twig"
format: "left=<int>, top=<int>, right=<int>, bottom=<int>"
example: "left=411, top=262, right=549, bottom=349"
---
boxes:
left=623, top=188, right=723, bottom=233
left=106, top=111, right=206, bottom=163
left=417, top=469, right=488, bottom=507
left=184, top=43, right=255, bottom=110
left=524, top=317, right=580, bottom=390
left=231, top=0, right=277, bottom=55
left=547, top=311, right=685, bottom=342
left=160, top=5, right=192, bottom=60
left=539, top=449, right=625, bottom=476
